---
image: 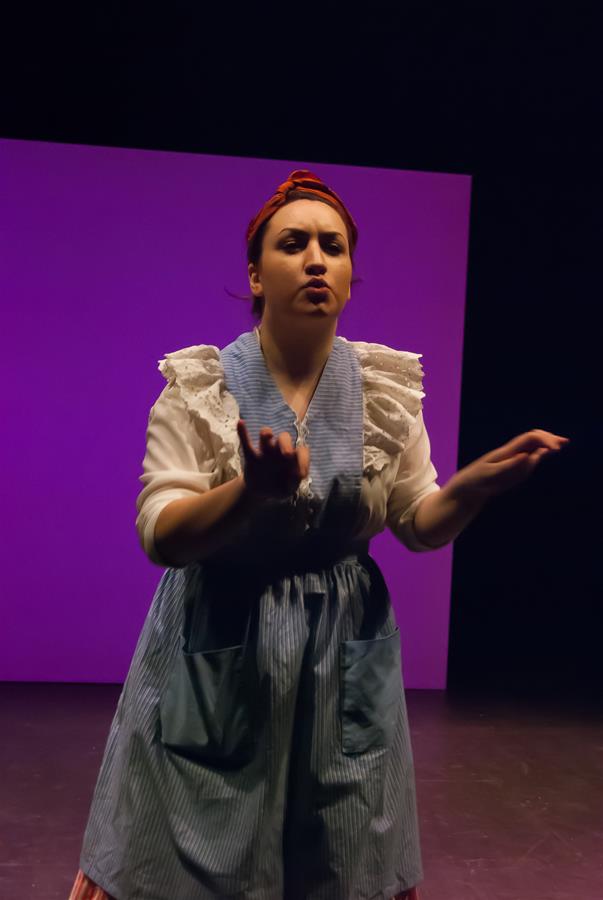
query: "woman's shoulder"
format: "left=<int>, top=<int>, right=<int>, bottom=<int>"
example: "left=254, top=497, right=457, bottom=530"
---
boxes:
left=338, top=335, right=424, bottom=378
left=157, top=342, right=223, bottom=385
left=154, top=342, right=241, bottom=479
left=338, top=335, right=429, bottom=474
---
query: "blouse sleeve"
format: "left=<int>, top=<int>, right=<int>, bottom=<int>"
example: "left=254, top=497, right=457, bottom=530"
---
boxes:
left=385, top=409, right=442, bottom=552
left=135, top=343, right=242, bottom=567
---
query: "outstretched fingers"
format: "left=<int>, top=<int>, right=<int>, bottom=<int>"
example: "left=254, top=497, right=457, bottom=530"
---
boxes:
left=277, top=430, right=295, bottom=456
left=238, top=421, right=291, bottom=460
left=237, top=419, right=260, bottom=461
left=486, top=429, right=569, bottom=463
left=259, top=427, right=278, bottom=456
left=297, top=443, right=310, bottom=479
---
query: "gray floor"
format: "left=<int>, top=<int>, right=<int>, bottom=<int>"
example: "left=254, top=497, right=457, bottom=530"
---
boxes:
left=1, top=684, right=601, bottom=899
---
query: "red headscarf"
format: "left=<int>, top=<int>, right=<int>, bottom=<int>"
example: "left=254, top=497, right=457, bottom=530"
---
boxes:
left=246, top=169, right=358, bottom=252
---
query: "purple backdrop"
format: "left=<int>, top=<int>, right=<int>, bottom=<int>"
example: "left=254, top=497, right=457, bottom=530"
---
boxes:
left=0, top=138, right=471, bottom=687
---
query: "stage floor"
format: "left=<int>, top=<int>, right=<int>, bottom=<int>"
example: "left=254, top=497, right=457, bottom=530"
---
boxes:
left=1, top=683, right=601, bottom=899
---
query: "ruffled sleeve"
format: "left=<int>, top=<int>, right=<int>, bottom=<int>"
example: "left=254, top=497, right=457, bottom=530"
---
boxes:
left=344, top=338, right=442, bottom=552
left=347, top=340, right=428, bottom=473
left=135, top=344, right=241, bottom=567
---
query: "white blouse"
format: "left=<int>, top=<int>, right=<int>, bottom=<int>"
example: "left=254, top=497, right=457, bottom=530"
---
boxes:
left=135, top=328, right=442, bottom=567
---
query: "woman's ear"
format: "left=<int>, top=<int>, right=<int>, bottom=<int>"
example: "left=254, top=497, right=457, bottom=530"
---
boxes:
left=248, top=262, right=263, bottom=297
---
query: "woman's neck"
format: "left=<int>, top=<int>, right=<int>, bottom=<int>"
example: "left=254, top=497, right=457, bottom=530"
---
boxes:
left=256, top=319, right=336, bottom=386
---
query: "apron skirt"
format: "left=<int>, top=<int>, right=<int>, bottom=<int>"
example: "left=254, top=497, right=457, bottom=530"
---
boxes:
left=77, top=548, right=424, bottom=899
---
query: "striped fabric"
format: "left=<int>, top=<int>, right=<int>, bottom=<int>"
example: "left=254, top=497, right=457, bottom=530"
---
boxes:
left=68, top=868, right=116, bottom=899
left=222, top=328, right=364, bottom=503
left=76, top=330, right=424, bottom=898
left=68, top=867, right=420, bottom=899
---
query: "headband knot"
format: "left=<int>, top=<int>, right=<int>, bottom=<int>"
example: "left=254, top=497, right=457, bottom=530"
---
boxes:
left=246, top=169, right=358, bottom=250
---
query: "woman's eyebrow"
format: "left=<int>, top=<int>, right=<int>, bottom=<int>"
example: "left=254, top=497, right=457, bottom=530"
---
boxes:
left=277, top=227, right=344, bottom=239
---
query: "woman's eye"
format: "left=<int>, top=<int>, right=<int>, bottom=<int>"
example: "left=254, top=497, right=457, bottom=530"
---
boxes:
left=282, top=241, right=342, bottom=253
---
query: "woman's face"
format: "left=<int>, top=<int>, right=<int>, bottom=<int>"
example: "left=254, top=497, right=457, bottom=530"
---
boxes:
left=248, top=199, right=352, bottom=324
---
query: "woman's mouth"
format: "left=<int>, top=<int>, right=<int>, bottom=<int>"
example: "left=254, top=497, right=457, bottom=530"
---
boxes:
left=305, top=287, right=330, bottom=300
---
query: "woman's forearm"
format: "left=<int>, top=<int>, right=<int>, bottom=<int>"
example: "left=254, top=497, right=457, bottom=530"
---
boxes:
left=154, top=475, right=263, bottom=567
left=412, top=482, right=487, bottom=550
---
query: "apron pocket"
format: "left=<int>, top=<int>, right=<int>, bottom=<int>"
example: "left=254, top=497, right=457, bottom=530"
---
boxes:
left=159, top=637, right=258, bottom=767
left=339, top=626, right=401, bottom=754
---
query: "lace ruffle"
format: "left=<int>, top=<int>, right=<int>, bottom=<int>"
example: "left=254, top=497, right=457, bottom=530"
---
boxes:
left=339, top=337, right=427, bottom=477
left=158, top=344, right=242, bottom=480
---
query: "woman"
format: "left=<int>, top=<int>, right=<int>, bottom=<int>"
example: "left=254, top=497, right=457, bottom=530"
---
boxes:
left=69, top=170, right=568, bottom=900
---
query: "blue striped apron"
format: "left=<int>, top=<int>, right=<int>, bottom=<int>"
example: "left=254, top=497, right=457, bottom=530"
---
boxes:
left=78, top=329, right=423, bottom=899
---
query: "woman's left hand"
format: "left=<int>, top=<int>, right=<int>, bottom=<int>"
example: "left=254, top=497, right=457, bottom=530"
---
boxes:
left=447, top=429, right=570, bottom=504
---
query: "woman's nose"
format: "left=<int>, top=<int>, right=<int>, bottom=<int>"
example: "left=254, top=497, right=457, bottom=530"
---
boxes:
left=305, top=240, right=327, bottom=268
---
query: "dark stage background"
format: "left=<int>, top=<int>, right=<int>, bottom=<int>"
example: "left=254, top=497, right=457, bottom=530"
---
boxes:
left=2, top=3, right=600, bottom=700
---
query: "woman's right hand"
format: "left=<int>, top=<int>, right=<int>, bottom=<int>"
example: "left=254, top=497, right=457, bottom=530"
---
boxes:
left=237, top=419, right=310, bottom=500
